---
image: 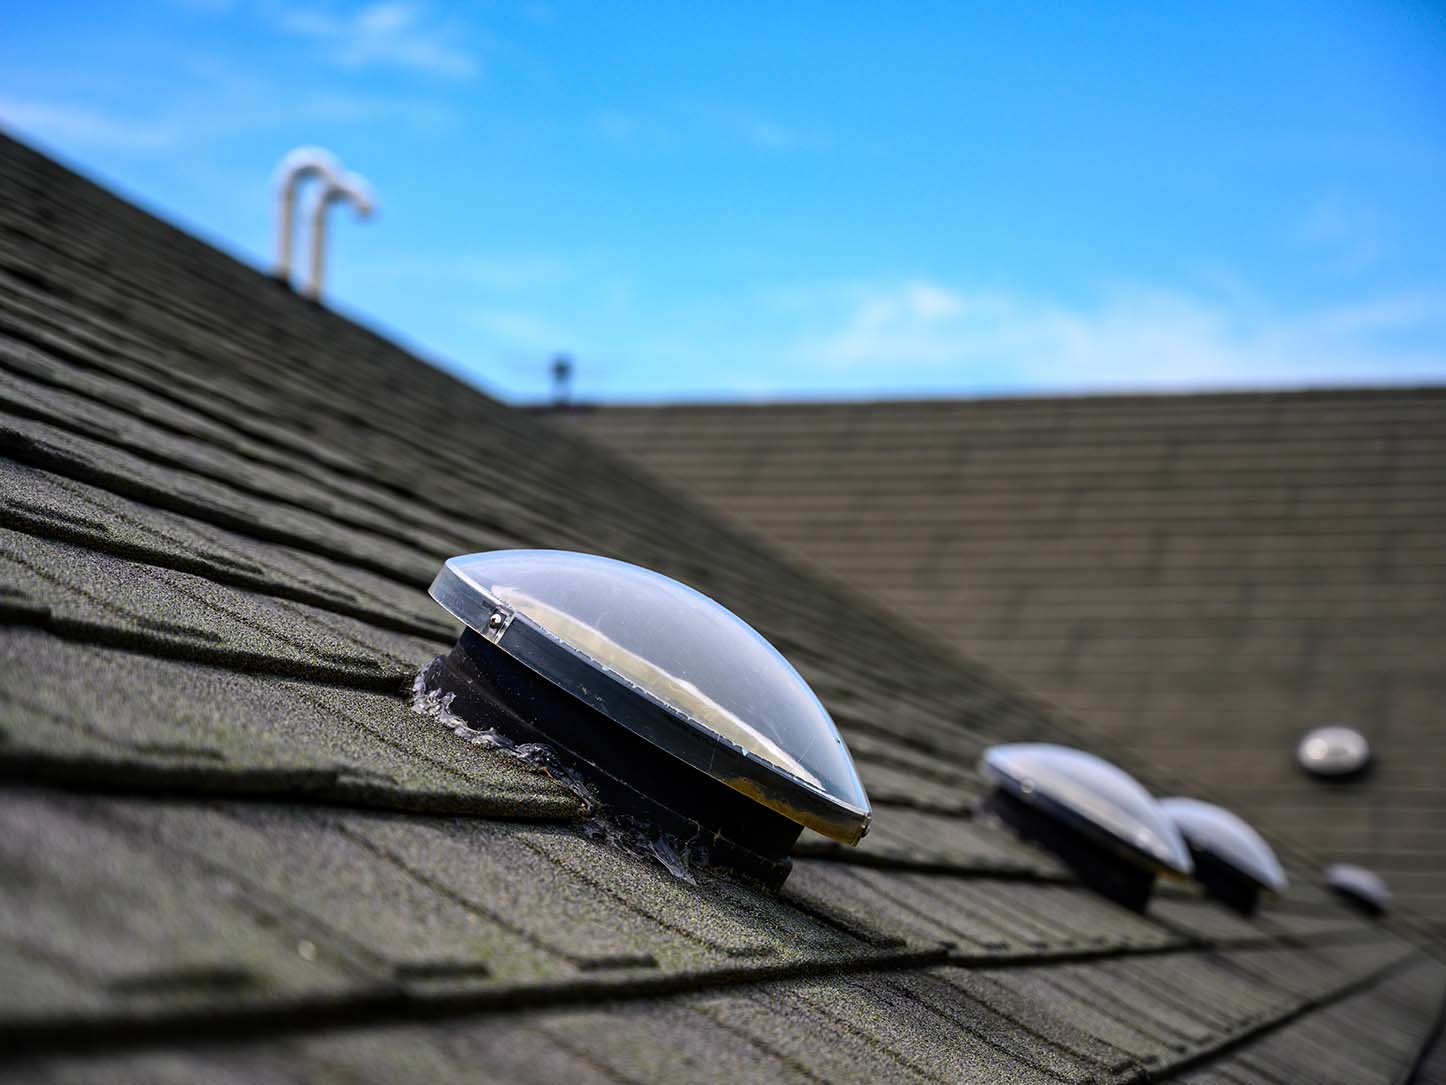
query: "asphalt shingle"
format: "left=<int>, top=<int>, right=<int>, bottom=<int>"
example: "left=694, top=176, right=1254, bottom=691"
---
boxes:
left=553, top=391, right=1446, bottom=930
left=0, top=131, right=1440, bottom=1080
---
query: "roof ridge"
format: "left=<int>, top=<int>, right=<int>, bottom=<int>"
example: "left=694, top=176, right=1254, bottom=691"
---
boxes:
left=532, top=384, right=1446, bottom=413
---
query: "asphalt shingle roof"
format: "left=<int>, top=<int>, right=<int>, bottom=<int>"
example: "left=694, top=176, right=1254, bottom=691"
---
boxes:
left=1, top=132, right=1442, bottom=1081
left=550, top=390, right=1446, bottom=938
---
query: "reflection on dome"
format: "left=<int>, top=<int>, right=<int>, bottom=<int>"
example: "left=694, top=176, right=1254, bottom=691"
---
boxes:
left=491, top=586, right=819, bottom=787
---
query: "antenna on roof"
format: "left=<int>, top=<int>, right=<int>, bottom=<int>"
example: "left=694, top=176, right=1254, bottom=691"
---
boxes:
left=301, top=171, right=374, bottom=303
left=551, top=354, right=574, bottom=407
left=272, top=147, right=341, bottom=284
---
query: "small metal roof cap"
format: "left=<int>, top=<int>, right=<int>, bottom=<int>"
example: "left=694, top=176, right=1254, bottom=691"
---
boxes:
left=979, top=744, right=1192, bottom=875
left=1159, top=797, right=1287, bottom=893
left=430, top=550, right=871, bottom=844
left=1326, top=863, right=1391, bottom=913
left=1297, top=726, right=1371, bottom=778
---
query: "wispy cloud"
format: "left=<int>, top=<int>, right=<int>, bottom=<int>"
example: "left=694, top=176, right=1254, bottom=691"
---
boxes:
left=460, top=255, right=574, bottom=293
left=588, top=104, right=827, bottom=153
left=698, top=105, right=825, bottom=151
left=294, top=90, right=457, bottom=132
left=780, top=279, right=1446, bottom=391
left=165, top=0, right=237, bottom=13
left=0, top=80, right=454, bottom=154
left=1295, top=193, right=1385, bottom=275
left=466, top=307, right=571, bottom=354
left=587, top=109, right=668, bottom=148
left=434, top=272, right=1446, bottom=401
left=0, top=97, right=181, bottom=151
left=280, top=2, right=480, bottom=79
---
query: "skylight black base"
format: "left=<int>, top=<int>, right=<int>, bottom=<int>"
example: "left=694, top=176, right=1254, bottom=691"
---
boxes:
left=982, top=788, right=1157, bottom=913
left=431, top=629, right=802, bottom=890
left=1190, top=848, right=1262, bottom=917
left=1330, top=888, right=1387, bottom=919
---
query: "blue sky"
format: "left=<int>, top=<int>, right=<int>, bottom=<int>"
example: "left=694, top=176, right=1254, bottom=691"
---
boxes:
left=2, top=2, right=1444, bottom=402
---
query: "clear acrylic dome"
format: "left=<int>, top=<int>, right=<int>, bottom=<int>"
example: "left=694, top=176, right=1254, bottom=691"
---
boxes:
left=1160, top=797, right=1287, bottom=892
left=430, top=550, right=870, bottom=842
left=980, top=744, right=1192, bottom=874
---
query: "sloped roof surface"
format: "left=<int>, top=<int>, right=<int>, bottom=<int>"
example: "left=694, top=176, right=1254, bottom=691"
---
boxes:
left=552, top=391, right=1446, bottom=938
left=0, top=133, right=1441, bottom=1081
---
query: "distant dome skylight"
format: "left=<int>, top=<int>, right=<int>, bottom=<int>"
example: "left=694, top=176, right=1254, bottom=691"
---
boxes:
left=428, top=550, right=870, bottom=885
left=1297, top=726, right=1371, bottom=779
left=1160, top=797, right=1286, bottom=916
left=1326, top=863, right=1391, bottom=917
left=979, top=744, right=1191, bottom=912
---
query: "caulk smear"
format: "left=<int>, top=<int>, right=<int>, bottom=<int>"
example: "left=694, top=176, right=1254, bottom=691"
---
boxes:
left=408, top=665, right=596, bottom=801
left=410, top=662, right=701, bottom=884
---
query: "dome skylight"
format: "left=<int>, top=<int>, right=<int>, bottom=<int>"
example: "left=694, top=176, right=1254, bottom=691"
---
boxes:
left=1326, top=863, right=1391, bottom=917
left=979, top=743, right=1191, bottom=912
left=428, top=550, right=870, bottom=885
left=1160, top=797, right=1286, bottom=916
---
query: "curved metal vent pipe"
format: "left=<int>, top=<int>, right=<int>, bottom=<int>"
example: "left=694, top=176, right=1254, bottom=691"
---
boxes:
left=302, top=172, right=374, bottom=302
left=271, top=147, right=374, bottom=301
left=273, top=147, right=341, bottom=283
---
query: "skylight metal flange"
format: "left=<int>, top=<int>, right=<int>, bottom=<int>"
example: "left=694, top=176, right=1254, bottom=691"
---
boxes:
left=430, top=551, right=871, bottom=845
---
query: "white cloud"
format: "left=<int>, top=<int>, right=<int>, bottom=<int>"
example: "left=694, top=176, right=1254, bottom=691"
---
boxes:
left=166, top=0, right=237, bottom=12
left=784, top=279, right=1446, bottom=391
left=588, top=104, right=826, bottom=153
left=0, top=81, right=455, bottom=157
left=280, top=2, right=479, bottom=79
left=1296, top=193, right=1384, bottom=275
left=587, top=109, right=668, bottom=148
left=294, top=90, right=456, bottom=132
left=700, top=106, right=820, bottom=151
left=466, top=307, right=570, bottom=353
left=0, top=97, right=181, bottom=151
left=460, top=255, right=573, bottom=293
